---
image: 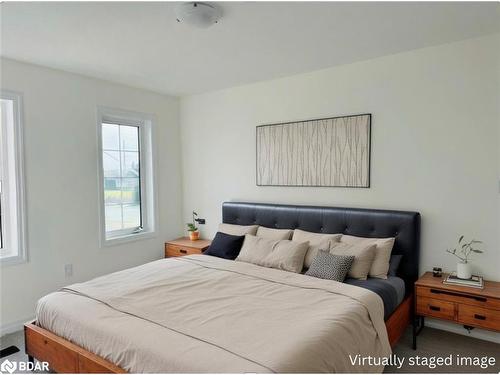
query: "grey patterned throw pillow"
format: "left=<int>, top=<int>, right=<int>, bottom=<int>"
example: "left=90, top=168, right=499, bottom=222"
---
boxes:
left=305, top=250, right=355, bottom=282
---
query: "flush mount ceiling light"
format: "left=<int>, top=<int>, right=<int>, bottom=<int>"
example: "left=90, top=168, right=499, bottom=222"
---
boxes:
left=175, top=2, right=221, bottom=28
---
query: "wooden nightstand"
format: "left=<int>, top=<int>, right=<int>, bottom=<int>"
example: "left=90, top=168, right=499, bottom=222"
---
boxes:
left=413, top=272, right=500, bottom=349
left=165, top=237, right=212, bottom=258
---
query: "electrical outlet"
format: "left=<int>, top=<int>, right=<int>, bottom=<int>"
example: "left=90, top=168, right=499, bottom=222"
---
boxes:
left=64, top=264, right=73, bottom=279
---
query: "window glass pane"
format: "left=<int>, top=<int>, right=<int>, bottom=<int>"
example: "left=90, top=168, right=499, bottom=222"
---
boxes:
left=121, top=151, right=139, bottom=178
left=123, top=204, right=141, bottom=229
left=120, top=125, right=139, bottom=151
left=103, top=151, right=121, bottom=177
left=102, top=123, right=119, bottom=150
left=104, top=204, right=122, bottom=231
left=104, top=178, right=122, bottom=204
left=1, top=95, right=26, bottom=261
left=101, top=121, right=142, bottom=237
left=121, top=178, right=140, bottom=204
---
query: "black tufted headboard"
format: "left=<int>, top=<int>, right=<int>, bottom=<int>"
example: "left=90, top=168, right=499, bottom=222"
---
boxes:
left=222, top=201, right=421, bottom=294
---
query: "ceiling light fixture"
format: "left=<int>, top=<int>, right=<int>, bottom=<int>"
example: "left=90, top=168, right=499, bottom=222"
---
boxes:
left=175, top=2, right=221, bottom=29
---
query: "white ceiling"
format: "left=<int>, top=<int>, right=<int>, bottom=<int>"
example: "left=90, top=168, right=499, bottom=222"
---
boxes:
left=1, top=2, right=499, bottom=96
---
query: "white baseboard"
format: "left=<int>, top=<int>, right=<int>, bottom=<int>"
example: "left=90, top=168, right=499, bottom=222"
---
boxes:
left=0, top=316, right=34, bottom=337
left=425, top=318, right=500, bottom=344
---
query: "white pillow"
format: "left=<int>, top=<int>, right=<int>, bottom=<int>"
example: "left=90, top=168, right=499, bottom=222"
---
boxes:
left=292, top=229, right=342, bottom=268
left=236, top=234, right=309, bottom=273
left=340, top=235, right=395, bottom=279
left=329, top=242, right=376, bottom=280
left=256, top=226, right=293, bottom=240
left=218, top=223, right=259, bottom=236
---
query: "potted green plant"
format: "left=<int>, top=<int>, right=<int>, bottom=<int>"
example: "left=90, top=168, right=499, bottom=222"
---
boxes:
left=187, top=211, right=200, bottom=241
left=187, top=223, right=199, bottom=241
left=446, top=235, right=483, bottom=279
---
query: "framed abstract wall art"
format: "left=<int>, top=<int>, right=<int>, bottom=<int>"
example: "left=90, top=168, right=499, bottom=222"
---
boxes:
left=256, top=113, right=371, bottom=187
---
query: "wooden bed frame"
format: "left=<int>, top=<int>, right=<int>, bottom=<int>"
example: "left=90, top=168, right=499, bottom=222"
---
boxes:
left=25, top=202, right=419, bottom=373
left=24, top=295, right=412, bottom=373
left=24, top=322, right=125, bottom=373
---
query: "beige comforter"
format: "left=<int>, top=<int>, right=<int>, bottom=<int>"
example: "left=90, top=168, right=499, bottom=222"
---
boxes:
left=36, top=255, right=391, bottom=373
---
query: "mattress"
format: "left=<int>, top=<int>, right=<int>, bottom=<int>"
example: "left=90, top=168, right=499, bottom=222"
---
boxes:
left=344, top=276, right=406, bottom=319
left=36, top=255, right=391, bottom=373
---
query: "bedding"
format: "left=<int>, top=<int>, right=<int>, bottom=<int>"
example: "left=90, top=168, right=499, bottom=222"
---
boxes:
left=218, top=223, right=259, bottom=236
left=388, top=254, right=403, bottom=276
left=204, top=231, right=244, bottom=259
left=292, top=229, right=341, bottom=268
left=345, top=276, right=405, bottom=319
left=235, top=234, right=309, bottom=273
left=256, top=226, right=293, bottom=240
left=330, top=242, right=376, bottom=280
left=305, top=251, right=354, bottom=282
left=36, top=255, right=391, bottom=373
left=341, top=235, right=395, bottom=279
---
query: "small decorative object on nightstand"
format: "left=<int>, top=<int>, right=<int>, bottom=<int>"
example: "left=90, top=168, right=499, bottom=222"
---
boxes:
left=413, top=272, right=500, bottom=350
left=445, top=235, right=483, bottom=280
left=187, top=223, right=199, bottom=241
left=186, top=211, right=206, bottom=241
left=432, top=267, right=442, bottom=277
left=165, top=237, right=212, bottom=258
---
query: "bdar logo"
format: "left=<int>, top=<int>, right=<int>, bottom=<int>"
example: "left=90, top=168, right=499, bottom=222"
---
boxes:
left=0, top=359, right=16, bottom=374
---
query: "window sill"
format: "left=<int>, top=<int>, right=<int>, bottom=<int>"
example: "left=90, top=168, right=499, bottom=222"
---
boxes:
left=101, top=230, right=156, bottom=248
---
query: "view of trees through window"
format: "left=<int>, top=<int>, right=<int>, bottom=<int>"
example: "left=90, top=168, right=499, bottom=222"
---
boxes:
left=102, top=123, right=142, bottom=235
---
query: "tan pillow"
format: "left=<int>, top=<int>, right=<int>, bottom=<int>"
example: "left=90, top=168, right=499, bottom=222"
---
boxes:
left=218, top=223, right=259, bottom=236
left=292, top=229, right=342, bottom=268
left=341, top=235, right=395, bottom=279
left=330, top=242, right=376, bottom=280
left=235, top=234, right=309, bottom=273
left=256, top=226, right=293, bottom=240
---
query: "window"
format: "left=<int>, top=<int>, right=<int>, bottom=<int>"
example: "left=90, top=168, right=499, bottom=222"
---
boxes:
left=0, top=91, right=27, bottom=264
left=97, top=108, right=157, bottom=245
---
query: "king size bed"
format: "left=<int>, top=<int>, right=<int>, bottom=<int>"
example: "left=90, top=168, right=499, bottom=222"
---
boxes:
left=25, top=202, right=421, bottom=373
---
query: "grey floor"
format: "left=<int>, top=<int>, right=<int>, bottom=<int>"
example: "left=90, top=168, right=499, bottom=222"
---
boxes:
left=1, top=326, right=499, bottom=373
left=0, top=330, right=48, bottom=374
left=385, top=327, right=500, bottom=373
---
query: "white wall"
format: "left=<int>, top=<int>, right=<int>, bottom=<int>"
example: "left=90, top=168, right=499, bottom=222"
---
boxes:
left=180, top=35, right=500, bottom=339
left=0, top=58, right=183, bottom=333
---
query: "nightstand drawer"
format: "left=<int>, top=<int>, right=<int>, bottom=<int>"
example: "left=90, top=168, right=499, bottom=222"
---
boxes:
left=416, top=297, right=455, bottom=320
left=416, top=286, right=500, bottom=310
left=164, top=238, right=211, bottom=258
left=457, top=304, right=500, bottom=331
left=165, top=244, right=202, bottom=257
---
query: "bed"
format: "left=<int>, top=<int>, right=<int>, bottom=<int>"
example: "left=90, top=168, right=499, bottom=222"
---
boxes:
left=25, top=202, right=421, bottom=373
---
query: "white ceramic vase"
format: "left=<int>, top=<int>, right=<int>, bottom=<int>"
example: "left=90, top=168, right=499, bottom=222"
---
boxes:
left=456, top=262, right=472, bottom=279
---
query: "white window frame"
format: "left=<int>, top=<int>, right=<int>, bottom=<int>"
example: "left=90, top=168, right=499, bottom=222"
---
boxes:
left=97, top=106, right=158, bottom=247
left=0, top=90, right=28, bottom=265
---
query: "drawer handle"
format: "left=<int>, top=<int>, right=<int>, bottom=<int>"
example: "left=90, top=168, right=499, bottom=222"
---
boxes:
left=474, top=314, right=486, bottom=320
left=430, top=288, right=487, bottom=302
left=179, top=249, right=187, bottom=254
left=429, top=305, right=441, bottom=311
